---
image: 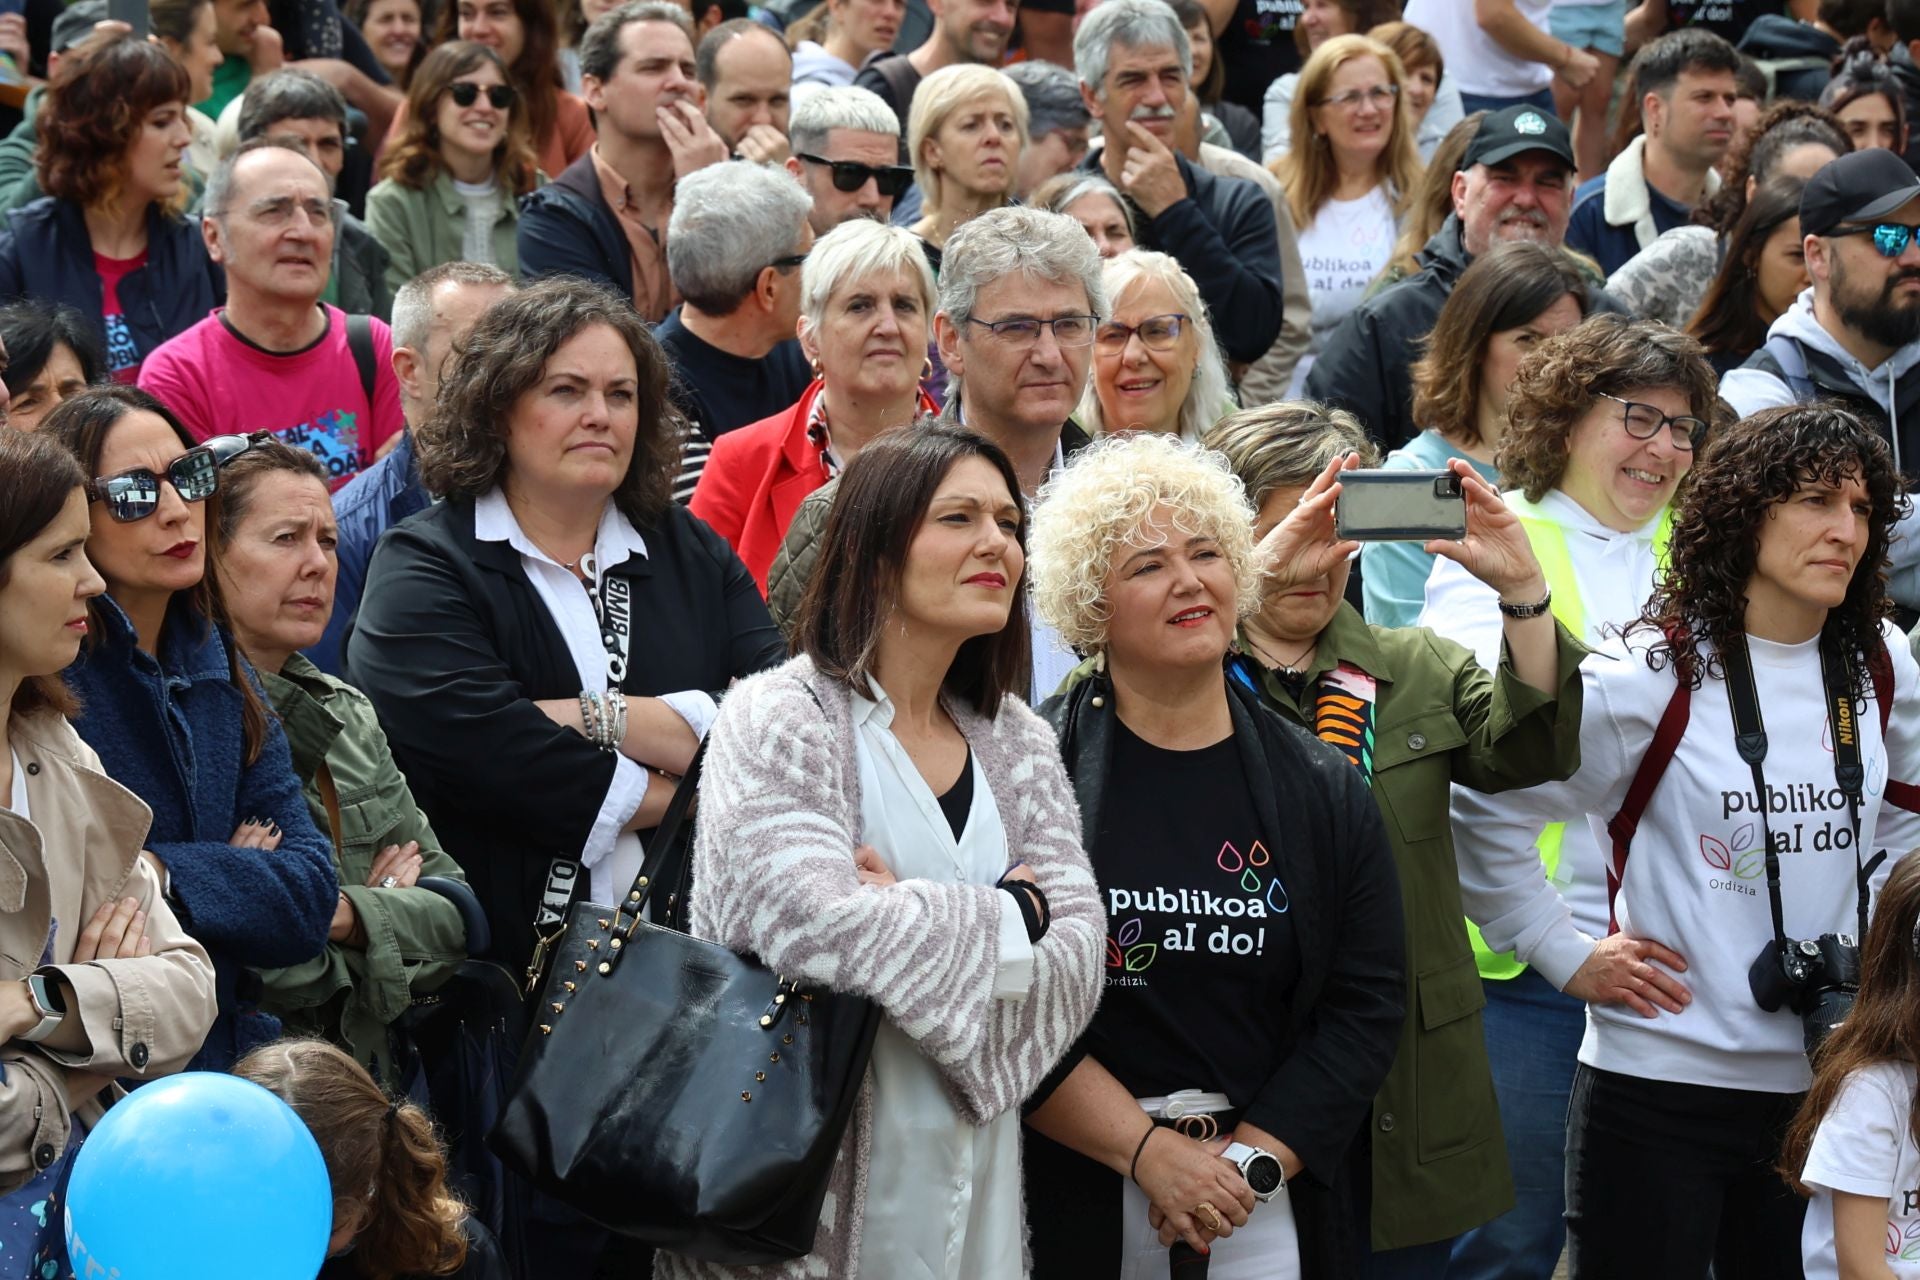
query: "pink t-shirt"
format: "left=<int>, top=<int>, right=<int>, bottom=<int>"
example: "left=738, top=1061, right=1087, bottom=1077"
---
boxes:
left=138, top=304, right=404, bottom=489
left=95, top=250, right=148, bottom=384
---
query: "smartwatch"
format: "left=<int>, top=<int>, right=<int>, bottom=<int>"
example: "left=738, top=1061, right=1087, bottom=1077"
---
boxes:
left=1221, top=1141, right=1285, bottom=1203
left=18, top=975, right=64, bottom=1043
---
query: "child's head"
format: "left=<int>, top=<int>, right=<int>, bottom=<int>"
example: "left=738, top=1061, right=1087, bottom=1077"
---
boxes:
left=234, top=1039, right=470, bottom=1279
left=1781, top=850, right=1920, bottom=1192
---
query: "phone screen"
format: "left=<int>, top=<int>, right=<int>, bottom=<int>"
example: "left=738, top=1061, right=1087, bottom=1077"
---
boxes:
left=106, top=0, right=148, bottom=39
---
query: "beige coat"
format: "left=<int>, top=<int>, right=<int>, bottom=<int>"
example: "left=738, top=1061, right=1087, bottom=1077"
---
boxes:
left=0, top=712, right=216, bottom=1192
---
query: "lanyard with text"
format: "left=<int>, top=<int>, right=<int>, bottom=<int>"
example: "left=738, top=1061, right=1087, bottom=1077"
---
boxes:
left=1723, top=636, right=1878, bottom=952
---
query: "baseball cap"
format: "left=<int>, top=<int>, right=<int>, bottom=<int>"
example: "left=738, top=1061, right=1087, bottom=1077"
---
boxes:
left=50, top=0, right=110, bottom=55
left=1800, top=148, right=1920, bottom=239
left=1459, top=105, right=1576, bottom=173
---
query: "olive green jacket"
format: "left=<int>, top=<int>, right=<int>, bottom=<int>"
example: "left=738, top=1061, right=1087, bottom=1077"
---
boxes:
left=255, top=654, right=470, bottom=1080
left=1226, top=603, right=1585, bottom=1248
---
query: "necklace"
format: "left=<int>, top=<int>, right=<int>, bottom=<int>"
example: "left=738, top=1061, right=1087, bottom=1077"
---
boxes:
left=1245, top=632, right=1317, bottom=676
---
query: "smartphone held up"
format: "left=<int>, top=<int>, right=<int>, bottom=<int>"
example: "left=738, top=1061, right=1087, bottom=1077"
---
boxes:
left=1334, top=469, right=1467, bottom=542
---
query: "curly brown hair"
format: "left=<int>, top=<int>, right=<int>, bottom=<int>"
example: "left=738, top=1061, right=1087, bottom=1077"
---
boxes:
left=37, top=33, right=190, bottom=210
left=1497, top=314, right=1719, bottom=503
left=1635, top=404, right=1907, bottom=695
left=415, top=277, right=681, bottom=525
left=236, top=1040, right=470, bottom=1280
left=381, top=42, right=539, bottom=195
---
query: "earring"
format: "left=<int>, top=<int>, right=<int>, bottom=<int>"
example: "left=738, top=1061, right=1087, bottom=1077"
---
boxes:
left=920, top=357, right=934, bottom=381
left=809, top=359, right=822, bottom=377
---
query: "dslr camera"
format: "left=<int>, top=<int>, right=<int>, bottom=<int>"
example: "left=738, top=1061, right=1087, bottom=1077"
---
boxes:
left=1749, top=933, right=1862, bottom=1056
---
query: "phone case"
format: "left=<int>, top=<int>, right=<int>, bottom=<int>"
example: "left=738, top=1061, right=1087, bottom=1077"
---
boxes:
left=1334, top=469, right=1467, bottom=542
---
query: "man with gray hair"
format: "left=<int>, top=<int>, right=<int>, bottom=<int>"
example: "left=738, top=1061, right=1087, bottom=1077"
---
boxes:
left=310, top=262, right=518, bottom=674
left=784, top=84, right=910, bottom=233
left=1072, top=0, right=1283, bottom=365
left=768, top=205, right=1103, bottom=697
left=518, top=0, right=729, bottom=321
left=697, top=19, right=794, bottom=164
left=232, top=68, right=392, bottom=320
left=1004, top=60, right=1091, bottom=198
left=656, top=162, right=816, bottom=499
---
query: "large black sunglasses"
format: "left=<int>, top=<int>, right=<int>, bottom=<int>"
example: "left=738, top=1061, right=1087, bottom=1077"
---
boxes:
left=796, top=153, right=914, bottom=198
left=87, top=432, right=268, bottom=523
left=447, top=81, right=517, bottom=110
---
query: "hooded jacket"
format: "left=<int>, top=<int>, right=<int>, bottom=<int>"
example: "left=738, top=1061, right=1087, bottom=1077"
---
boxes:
left=1736, top=16, right=1838, bottom=103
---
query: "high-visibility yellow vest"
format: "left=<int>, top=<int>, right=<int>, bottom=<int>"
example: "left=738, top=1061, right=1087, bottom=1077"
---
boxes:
left=1468, top=500, right=1674, bottom=980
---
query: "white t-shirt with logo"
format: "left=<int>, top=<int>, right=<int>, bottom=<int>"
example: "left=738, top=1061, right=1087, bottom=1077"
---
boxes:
left=1287, top=184, right=1397, bottom=396
left=1804, top=1062, right=1920, bottom=1278
left=1405, top=0, right=1554, bottom=99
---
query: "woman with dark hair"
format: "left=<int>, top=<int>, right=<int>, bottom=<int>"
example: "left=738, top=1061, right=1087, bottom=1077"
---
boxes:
left=40, top=386, right=336, bottom=1073
left=347, top=277, right=784, bottom=973
left=214, top=441, right=470, bottom=1083
left=1363, top=241, right=1590, bottom=627
left=1686, top=176, right=1811, bottom=376
left=0, top=424, right=214, bottom=1198
left=415, top=0, right=591, bottom=181
left=0, top=33, right=224, bottom=385
left=1609, top=102, right=1848, bottom=328
left=1422, top=313, right=1718, bottom=1280
left=1455, top=404, right=1920, bottom=1278
left=0, top=300, right=106, bottom=432
left=1168, top=0, right=1259, bottom=160
left=1201, top=403, right=1580, bottom=1272
left=349, top=0, right=424, bottom=90
left=658, top=420, right=1103, bottom=1280
left=1821, top=43, right=1908, bottom=156
left=1022, top=430, right=1405, bottom=1279
left=238, top=1039, right=509, bottom=1279
left=366, top=41, right=541, bottom=296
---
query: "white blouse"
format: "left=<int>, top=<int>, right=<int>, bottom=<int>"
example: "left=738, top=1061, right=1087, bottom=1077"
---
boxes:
left=851, top=681, right=1032, bottom=1280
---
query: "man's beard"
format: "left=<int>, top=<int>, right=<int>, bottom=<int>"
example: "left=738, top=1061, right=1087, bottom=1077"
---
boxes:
left=1833, top=251, right=1920, bottom=351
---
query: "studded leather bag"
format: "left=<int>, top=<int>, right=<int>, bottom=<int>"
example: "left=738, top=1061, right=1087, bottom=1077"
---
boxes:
left=487, top=744, right=882, bottom=1264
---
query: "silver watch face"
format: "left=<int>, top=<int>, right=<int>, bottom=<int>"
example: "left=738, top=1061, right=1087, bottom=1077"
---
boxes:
left=1244, top=1152, right=1283, bottom=1198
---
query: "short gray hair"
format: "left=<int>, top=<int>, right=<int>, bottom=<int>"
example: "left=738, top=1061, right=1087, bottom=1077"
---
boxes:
left=1073, top=0, right=1191, bottom=97
left=580, top=1, right=692, bottom=84
left=788, top=84, right=901, bottom=155
left=236, top=68, right=347, bottom=142
left=1002, top=59, right=1089, bottom=140
left=667, top=162, right=813, bottom=314
left=202, top=137, right=330, bottom=222
left=695, top=17, right=788, bottom=91
left=390, top=262, right=517, bottom=353
left=939, top=205, right=1109, bottom=324
left=799, top=218, right=935, bottom=332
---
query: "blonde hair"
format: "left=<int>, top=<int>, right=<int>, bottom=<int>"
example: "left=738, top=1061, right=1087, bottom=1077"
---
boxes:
left=1273, top=34, right=1421, bottom=229
left=1077, top=249, right=1231, bottom=443
left=907, top=64, right=1029, bottom=214
left=1028, top=432, right=1262, bottom=652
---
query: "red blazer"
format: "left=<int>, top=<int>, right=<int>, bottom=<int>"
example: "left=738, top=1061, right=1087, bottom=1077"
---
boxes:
left=689, top=379, right=936, bottom=595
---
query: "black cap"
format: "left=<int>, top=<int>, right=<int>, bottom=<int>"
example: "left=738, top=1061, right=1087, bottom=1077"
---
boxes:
left=51, top=0, right=109, bottom=54
left=1800, top=148, right=1920, bottom=238
left=1458, top=105, right=1576, bottom=173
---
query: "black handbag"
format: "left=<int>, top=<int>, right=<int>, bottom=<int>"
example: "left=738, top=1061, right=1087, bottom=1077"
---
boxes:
left=487, top=746, right=882, bottom=1265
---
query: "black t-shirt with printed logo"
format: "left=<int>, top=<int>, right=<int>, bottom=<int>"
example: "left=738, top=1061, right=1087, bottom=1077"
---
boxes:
left=1665, top=0, right=1759, bottom=43
left=1080, top=719, right=1300, bottom=1109
left=1218, top=0, right=1304, bottom=115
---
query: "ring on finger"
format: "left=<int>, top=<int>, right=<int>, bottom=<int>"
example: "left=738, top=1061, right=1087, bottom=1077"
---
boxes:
left=1195, top=1202, right=1221, bottom=1233
left=380, top=875, right=398, bottom=889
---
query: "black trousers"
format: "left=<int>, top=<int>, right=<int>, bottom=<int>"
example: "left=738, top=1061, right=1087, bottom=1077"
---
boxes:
left=1564, top=1064, right=1805, bottom=1280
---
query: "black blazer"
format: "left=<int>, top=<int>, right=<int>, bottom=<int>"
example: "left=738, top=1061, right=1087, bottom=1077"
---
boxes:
left=1029, top=673, right=1406, bottom=1279
left=345, top=497, right=784, bottom=966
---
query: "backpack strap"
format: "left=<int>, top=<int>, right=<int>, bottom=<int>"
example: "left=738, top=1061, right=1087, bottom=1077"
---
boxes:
left=1762, top=333, right=1817, bottom=403
left=345, top=313, right=377, bottom=405
left=1869, top=638, right=1920, bottom=814
left=1603, top=655, right=1693, bottom=933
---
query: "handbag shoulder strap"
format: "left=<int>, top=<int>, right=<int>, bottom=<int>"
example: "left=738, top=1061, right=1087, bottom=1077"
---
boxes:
left=1603, top=655, right=1693, bottom=934
left=618, top=740, right=707, bottom=929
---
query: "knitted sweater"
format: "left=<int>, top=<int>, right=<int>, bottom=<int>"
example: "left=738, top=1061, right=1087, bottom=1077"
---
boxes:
left=655, top=656, right=1105, bottom=1280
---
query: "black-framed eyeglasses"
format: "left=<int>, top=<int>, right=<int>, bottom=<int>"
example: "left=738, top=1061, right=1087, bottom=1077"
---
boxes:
left=767, top=252, right=808, bottom=273
left=1831, top=221, right=1920, bottom=258
left=964, top=314, right=1099, bottom=348
left=1597, top=392, right=1707, bottom=452
left=796, top=153, right=915, bottom=198
left=1095, top=313, right=1189, bottom=353
left=86, top=431, right=269, bottom=523
left=448, top=81, right=517, bottom=110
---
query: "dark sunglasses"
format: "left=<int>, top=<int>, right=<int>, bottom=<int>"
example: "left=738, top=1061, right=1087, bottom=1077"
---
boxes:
left=447, top=81, right=516, bottom=110
left=797, top=153, right=914, bottom=198
left=87, top=432, right=267, bottom=523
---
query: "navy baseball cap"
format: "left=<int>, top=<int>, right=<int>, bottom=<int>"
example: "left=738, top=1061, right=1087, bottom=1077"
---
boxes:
left=1459, top=105, right=1576, bottom=173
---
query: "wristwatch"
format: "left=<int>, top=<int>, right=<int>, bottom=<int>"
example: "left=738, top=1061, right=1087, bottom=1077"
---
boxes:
left=1220, top=1141, right=1285, bottom=1203
left=18, top=975, right=64, bottom=1043
left=1496, top=585, right=1553, bottom=620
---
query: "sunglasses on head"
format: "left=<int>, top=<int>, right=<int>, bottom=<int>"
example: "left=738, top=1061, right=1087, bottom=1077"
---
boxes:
left=87, top=431, right=268, bottom=523
left=448, top=81, right=516, bottom=110
left=796, top=153, right=914, bottom=198
left=1833, top=221, right=1920, bottom=258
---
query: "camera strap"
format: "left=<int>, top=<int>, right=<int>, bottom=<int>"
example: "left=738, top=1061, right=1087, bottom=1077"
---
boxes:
left=1723, top=636, right=1873, bottom=950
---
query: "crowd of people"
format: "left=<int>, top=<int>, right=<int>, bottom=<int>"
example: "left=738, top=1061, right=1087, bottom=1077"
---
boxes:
left=9, top=0, right=1920, bottom=1278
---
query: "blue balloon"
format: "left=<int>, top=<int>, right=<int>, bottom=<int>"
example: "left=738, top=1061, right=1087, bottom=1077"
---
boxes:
left=63, top=1072, right=332, bottom=1280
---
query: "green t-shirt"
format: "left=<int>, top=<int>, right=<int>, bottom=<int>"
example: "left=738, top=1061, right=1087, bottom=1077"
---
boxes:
left=198, top=57, right=252, bottom=121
